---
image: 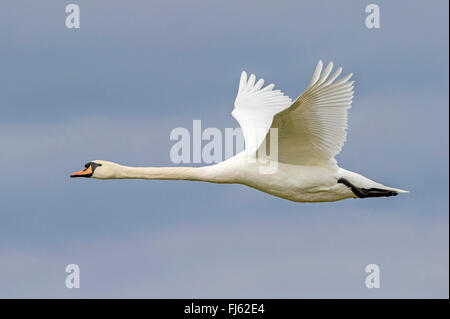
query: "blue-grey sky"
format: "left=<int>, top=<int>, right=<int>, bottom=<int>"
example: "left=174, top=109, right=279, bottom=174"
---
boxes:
left=0, top=0, right=448, bottom=298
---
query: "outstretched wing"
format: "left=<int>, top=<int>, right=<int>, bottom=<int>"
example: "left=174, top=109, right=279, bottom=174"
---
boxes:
left=232, top=71, right=292, bottom=151
left=269, top=60, right=354, bottom=166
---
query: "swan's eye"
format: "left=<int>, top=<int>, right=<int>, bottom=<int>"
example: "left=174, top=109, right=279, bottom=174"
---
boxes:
left=90, top=162, right=102, bottom=170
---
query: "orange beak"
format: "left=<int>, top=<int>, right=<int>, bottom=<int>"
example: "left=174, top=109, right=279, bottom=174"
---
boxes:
left=70, top=165, right=93, bottom=178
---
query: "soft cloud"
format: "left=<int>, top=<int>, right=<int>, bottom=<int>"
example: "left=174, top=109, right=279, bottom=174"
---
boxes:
left=0, top=214, right=447, bottom=298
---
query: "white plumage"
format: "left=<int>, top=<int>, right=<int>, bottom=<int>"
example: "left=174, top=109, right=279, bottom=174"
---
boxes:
left=71, top=60, right=408, bottom=203
left=232, top=71, right=292, bottom=151
left=234, top=60, right=353, bottom=166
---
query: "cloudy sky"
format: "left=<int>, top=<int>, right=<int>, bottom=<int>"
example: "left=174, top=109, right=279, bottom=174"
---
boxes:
left=0, top=0, right=448, bottom=298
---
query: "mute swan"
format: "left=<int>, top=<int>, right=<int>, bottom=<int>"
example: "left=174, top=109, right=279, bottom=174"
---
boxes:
left=71, top=60, right=408, bottom=202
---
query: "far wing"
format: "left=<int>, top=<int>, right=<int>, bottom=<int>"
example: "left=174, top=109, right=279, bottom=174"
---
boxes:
left=269, top=60, right=354, bottom=166
left=232, top=71, right=292, bottom=151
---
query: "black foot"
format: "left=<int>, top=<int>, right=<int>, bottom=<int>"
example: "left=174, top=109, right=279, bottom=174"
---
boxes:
left=337, top=178, right=398, bottom=198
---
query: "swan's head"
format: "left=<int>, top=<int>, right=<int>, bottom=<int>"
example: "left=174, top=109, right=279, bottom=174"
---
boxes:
left=70, top=160, right=122, bottom=179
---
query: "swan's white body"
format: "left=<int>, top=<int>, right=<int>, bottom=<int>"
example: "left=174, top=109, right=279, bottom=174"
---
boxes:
left=90, top=151, right=403, bottom=202
left=71, top=60, right=408, bottom=202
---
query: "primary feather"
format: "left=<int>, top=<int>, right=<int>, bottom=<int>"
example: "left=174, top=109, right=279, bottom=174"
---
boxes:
left=232, top=60, right=354, bottom=167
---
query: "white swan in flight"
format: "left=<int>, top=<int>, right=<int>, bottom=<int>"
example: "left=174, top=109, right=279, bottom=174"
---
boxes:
left=71, top=60, right=408, bottom=202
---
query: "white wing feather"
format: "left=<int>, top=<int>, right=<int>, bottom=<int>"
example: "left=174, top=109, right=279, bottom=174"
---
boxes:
left=231, top=61, right=354, bottom=166
left=232, top=71, right=292, bottom=150
left=270, top=60, right=354, bottom=165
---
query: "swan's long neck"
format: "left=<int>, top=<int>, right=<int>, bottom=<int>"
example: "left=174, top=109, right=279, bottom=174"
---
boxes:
left=112, top=164, right=234, bottom=184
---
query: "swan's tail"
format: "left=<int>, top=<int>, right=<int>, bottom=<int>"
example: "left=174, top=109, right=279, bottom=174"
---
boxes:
left=337, top=168, right=409, bottom=199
